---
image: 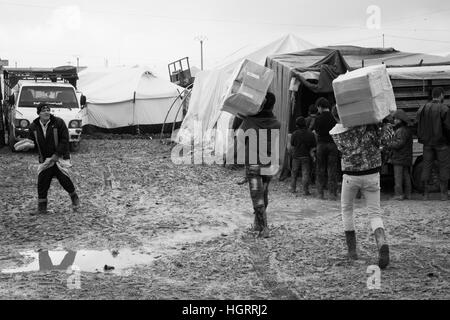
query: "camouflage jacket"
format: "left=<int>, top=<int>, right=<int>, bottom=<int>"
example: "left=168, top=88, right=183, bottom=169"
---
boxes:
left=330, top=123, right=394, bottom=174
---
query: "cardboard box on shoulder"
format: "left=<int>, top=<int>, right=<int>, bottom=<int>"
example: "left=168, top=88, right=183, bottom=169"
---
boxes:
left=221, top=59, right=274, bottom=117
left=332, top=64, right=397, bottom=128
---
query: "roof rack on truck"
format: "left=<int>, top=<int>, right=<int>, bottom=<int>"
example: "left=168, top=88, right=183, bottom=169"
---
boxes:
left=3, top=66, right=78, bottom=89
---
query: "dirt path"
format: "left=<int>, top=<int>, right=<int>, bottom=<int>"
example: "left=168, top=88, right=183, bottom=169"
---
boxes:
left=0, top=138, right=448, bottom=299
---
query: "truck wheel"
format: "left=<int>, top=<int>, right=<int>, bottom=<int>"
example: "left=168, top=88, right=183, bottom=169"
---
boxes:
left=70, top=141, right=80, bottom=152
left=412, top=159, right=440, bottom=193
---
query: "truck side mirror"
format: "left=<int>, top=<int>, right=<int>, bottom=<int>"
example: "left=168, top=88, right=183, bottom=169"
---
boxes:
left=8, top=94, right=15, bottom=105
left=80, top=95, right=86, bottom=107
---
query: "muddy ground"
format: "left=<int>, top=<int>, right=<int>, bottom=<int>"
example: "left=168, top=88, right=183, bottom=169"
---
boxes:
left=0, top=137, right=449, bottom=300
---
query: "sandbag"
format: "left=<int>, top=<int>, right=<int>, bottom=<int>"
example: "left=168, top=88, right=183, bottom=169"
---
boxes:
left=14, top=139, right=35, bottom=151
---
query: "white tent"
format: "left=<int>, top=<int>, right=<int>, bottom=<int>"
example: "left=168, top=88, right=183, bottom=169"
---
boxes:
left=78, top=66, right=184, bottom=131
left=175, top=34, right=316, bottom=162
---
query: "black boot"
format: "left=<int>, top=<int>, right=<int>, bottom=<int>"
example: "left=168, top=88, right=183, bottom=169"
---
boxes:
left=423, top=184, right=430, bottom=201
left=252, top=212, right=262, bottom=232
left=259, top=209, right=270, bottom=238
left=345, top=231, right=358, bottom=260
left=70, top=192, right=80, bottom=210
left=374, top=228, right=390, bottom=269
left=440, top=181, right=448, bottom=201
left=34, top=199, right=48, bottom=215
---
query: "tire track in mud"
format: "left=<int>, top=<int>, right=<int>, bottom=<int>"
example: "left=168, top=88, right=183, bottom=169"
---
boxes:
left=245, top=239, right=299, bottom=300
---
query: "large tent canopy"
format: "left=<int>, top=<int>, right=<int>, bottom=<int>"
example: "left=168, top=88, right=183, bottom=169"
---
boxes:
left=175, top=34, right=316, bottom=157
left=79, top=65, right=184, bottom=132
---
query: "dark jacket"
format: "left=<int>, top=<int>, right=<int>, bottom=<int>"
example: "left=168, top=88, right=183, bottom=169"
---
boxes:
left=291, top=128, right=316, bottom=159
left=313, top=111, right=336, bottom=144
left=417, top=100, right=450, bottom=146
left=390, top=124, right=413, bottom=166
left=238, top=110, right=281, bottom=167
left=28, top=115, right=70, bottom=163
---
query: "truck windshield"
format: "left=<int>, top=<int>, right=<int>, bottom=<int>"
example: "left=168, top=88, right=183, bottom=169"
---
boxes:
left=18, top=86, right=78, bottom=109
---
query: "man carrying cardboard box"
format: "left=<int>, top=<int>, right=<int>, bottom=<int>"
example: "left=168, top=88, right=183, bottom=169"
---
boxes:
left=330, top=106, right=394, bottom=269
left=237, top=92, right=281, bottom=238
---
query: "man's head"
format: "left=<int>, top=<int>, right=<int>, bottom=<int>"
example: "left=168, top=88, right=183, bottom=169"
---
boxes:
left=37, top=103, right=51, bottom=122
left=432, top=87, right=445, bottom=102
left=393, top=109, right=410, bottom=126
left=261, top=92, right=276, bottom=112
left=315, top=97, right=331, bottom=112
left=296, top=116, right=306, bottom=129
left=308, top=104, right=318, bottom=116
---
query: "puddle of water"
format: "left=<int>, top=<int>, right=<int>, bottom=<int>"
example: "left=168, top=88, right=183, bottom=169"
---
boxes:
left=1, top=249, right=155, bottom=275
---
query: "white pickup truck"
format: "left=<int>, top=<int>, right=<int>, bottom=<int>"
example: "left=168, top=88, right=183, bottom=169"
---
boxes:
left=2, top=67, right=86, bottom=152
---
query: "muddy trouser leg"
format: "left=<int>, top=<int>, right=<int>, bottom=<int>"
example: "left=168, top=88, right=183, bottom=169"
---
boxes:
left=361, top=172, right=389, bottom=269
left=393, top=164, right=404, bottom=196
left=403, top=166, right=412, bottom=199
left=290, top=158, right=301, bottom=192
left=262, top=176, right=271, bottom=210
left=341, top=174, right=360, bottom=259
left=316, top=143, right=327, bottom=197
left=38, top=166, right=56, bottom=204
left=300, top=157, right=311, bottom=194
left=247, top=166, right=265, bottom=232
left=436, top=145, right=450, bottom=200
left=341, top=174, right=360, bottom=232
left=54, top=166, right=76, bottom=195
left=421, top=145, right=435, bottom=188
left=327, top=143, right=339, bottom=196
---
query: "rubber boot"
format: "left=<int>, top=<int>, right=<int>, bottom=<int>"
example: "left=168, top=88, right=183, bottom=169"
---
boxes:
left=317, top=187, right=325, bottom=200
left=259, top=210, right=270, bottom=238
left=34, top=199, right=48, bottom=215
left=345, top=231, right=358, bottom=260
left=374, top=228, right=390, bottom=269
left=440, top=181, right=448, bottom=201
left=252, top=212, right=262, bottom=232
left=303, top=185, right=311, bottom=196
left=423, top=184, right=430, bottom=201
left=70, top=192, right=80, bottom=210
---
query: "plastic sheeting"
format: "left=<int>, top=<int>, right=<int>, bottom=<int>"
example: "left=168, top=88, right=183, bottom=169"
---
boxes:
left=388, top=65, right=450, bottom=80
left=176, top=34, right=316, bottom=160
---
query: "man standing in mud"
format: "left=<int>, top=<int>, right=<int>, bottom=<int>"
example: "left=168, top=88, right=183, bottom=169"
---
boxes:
left=416, top=87, right=450, bottom=201
left=28, top=103, right=80, bottom=215
left=237, top=92, right=281, bottom=238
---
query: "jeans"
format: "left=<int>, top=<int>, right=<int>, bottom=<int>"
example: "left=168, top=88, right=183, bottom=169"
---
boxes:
left=421, top=145, right=450, bottom=182
left=341, top=173, right=384, bottom=232
left=291, top=157, right=311, bottom=193
left=316, top=142, right=339, bottom=196
left=393, top=165, right=412, bottom=198
left=38, top=165, right=75, bottom=200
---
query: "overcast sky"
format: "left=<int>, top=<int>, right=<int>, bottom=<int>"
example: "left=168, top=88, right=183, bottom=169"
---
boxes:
left=1, top=0, right=450, bottom=78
